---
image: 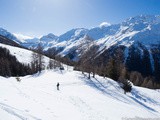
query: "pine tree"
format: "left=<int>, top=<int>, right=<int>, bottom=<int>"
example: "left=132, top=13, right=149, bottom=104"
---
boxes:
left=141, top=49, right=152, bottom=76
left=37, top=43, right=45, bottom=72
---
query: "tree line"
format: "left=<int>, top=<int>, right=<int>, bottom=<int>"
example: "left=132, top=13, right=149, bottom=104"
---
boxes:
left=73, top=43, right=160, bottom=89
left=0, top=47, right=32, bottom=77
left=0, top=44, right=64, bottom=77
left=30, top=43, right=64, bottom=73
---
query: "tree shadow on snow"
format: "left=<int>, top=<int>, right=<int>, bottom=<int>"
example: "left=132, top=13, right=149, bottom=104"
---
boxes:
left=128, top=96, right=158, bottom=113
left=79, top=75, right=133, bottom=104
left=79, top=74, right=159, bottom=114
left=131, top=88, right=160, bottom=105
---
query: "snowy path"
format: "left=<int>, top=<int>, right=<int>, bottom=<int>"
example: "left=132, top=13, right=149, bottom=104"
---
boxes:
left=0, top=70, right=160, bottom=120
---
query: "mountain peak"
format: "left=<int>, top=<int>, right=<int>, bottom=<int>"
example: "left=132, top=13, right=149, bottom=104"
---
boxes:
left=46, top=33, right=57, bottom=37
left=40, top=33, right=58, bottom=42
left=124, top=15, right=160, bottom=25
left=99, top=22, right=111, bottom=28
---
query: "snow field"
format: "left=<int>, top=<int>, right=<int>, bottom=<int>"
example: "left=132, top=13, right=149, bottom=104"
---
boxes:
left=0, top=69, right=160, bottom=120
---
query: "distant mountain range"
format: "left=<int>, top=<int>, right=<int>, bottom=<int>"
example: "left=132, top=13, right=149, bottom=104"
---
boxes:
left=1, top=15, right=160, bottom=55
left=1, top=15, right=160, bottom=82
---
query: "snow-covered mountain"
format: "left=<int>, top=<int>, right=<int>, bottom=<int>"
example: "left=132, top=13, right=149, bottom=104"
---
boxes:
left=97, top=15, right=160, bottom=51
left=35, top=25, right=120, bottom=57
left=0, top=28, right=21, bottom=44
left=13, top=33, right=33, bottom=43
left=13, top=33, right=40, bottom=49
left=18, top=15, right=160, bottom=59
left=0, top=35, right=22, bottom=48
left=0, top=28, right=39, bottom=49
left=40, top=33, right=57, bottom=42
left=20, top=38, right=39, bottom=49
left=1, top=15, right=160, bottom=81
left=1, top=15, right=160, bottom=55
left=13, top=33, right=58, bottom=50
left=39, top=33, right=58, bottom=50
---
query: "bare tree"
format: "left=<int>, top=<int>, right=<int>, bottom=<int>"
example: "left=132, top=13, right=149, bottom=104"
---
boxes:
left=48, top=59, right=54, bottom=69
left=31, top=51, right=38, bottom=73
left=80, top=44, right=98, bottom=79
left=130, top=71, right=143, bottom=86
left=31, top=43, right=45, bottom=73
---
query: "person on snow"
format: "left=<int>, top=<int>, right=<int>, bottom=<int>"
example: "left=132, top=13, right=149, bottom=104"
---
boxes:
left=57, top=82, right=60, bottom=90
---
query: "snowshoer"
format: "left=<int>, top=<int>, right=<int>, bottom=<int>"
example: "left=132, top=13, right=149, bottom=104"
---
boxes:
left=57, top=82, right=60, bottom=90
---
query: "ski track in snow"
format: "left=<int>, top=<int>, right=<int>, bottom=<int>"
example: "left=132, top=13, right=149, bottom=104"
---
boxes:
left=0, top=102, right=41, bottom=120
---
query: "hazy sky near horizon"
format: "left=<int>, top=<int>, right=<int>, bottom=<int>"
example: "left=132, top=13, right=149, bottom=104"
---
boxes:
left=0, top=0, right=160, bottom=37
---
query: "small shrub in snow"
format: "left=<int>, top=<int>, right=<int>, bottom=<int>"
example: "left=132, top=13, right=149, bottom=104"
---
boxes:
left=60, top=67, right=64, bottom=70
left=122, top=80, right=132, bottom=94
left=16, top=77, right=21, bottom=82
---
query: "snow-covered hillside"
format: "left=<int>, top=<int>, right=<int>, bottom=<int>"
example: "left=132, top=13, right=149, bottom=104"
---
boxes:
left=0, top=69, right=160, bottom=120
left=0, top=43, right=50, bottom=65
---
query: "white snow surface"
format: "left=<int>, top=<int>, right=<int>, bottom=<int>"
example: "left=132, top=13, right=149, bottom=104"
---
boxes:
left=0, top=69, right=160, bottom=120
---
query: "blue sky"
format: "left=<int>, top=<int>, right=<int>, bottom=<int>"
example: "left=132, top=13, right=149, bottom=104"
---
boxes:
left=0, top=0, right=160, bottom=37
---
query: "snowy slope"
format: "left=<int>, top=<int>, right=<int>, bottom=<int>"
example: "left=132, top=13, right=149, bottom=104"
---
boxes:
left=0, top=69, right=160, bottom=120
left=0, top=43, right=50, bottom=65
